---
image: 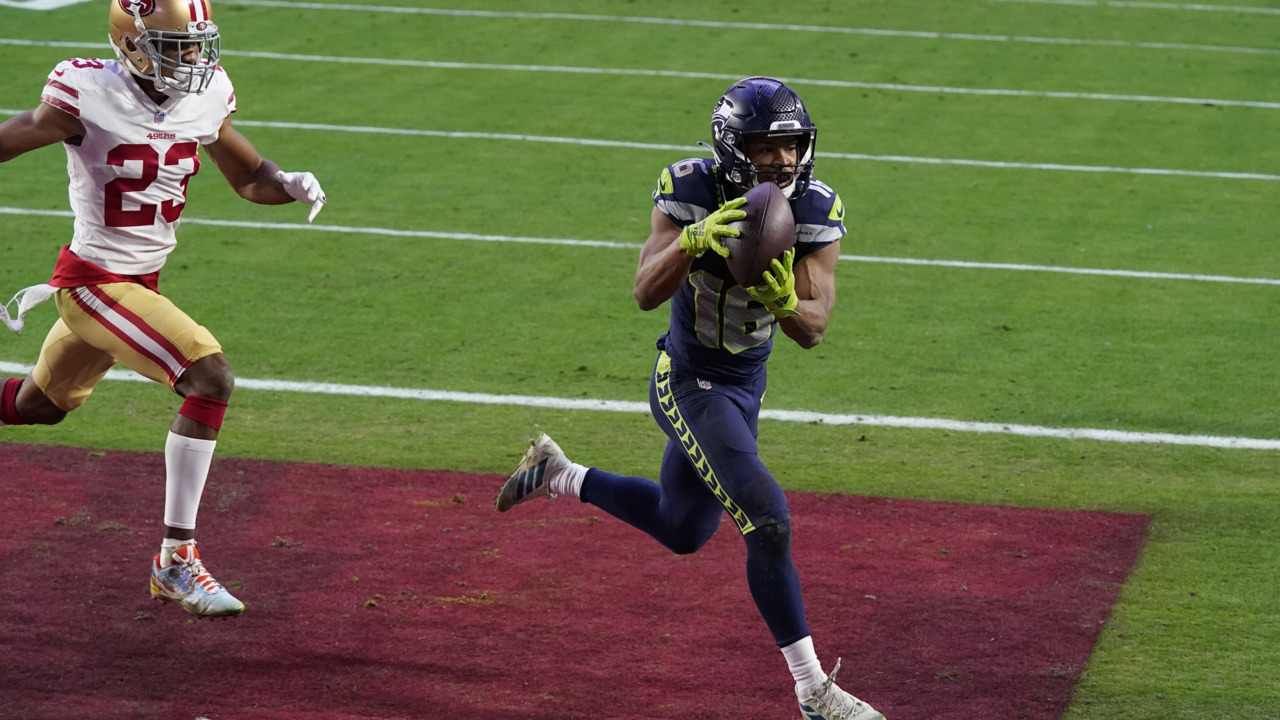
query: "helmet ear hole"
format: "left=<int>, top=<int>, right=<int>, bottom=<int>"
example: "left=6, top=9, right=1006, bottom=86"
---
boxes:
left=125, top=37, right=138, bottom=52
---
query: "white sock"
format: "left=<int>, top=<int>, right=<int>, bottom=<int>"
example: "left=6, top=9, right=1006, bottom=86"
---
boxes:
left=160, top=537, right=193, bottom=567
left=550, top=462, right=588, bottom=499
left=163, top=431, right=216, bottom=533
left=782, top=636, right=826, bottom=693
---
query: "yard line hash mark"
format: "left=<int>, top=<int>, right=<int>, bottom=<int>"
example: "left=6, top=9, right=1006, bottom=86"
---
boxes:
left=992, top=0, right=1280, bottom=15
left=2, top=207, right=1277, bottom=286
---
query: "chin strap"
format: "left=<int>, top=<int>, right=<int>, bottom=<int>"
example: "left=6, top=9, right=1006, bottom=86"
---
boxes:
left=1, top=284, right=57, bottom=333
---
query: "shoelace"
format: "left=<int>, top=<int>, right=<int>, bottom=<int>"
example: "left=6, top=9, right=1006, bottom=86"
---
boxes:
left=816, top=659, right=870, bottom=718
left=173, top=550, right=224, bottom=594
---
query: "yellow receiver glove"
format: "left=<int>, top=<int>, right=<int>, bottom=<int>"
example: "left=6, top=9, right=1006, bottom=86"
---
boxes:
left=678, top=197, right=747, bottom=258
left=747, top=248, right=800, bottom=319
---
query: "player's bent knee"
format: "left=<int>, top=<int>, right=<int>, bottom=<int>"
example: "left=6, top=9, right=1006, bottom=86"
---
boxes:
left=666, top=534, right=711, bottom=556
left=176, top=353, right=235, bottom=402
left=748, top=520, right=793, bottom=559
left=14, top=402, right=68, bottom=426
left=26, top=405, right=69, bottom=425
left=6, top=378, right=68, bottom=426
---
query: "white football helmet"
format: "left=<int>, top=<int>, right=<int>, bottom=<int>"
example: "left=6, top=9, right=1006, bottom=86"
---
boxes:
left=109, top=0, right=221, bottom=95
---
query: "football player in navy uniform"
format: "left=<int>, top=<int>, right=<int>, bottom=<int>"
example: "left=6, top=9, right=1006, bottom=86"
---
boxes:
left=497, top=77, right=884, bottom=720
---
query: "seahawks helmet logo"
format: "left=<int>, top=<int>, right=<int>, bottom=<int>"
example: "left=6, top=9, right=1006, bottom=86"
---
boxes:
left=118, top=0, right=155, bottom=16
left=711, top=97, right=733, bottom=139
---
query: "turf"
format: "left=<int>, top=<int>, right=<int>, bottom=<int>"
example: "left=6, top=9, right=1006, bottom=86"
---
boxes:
left=0, top=444, right=1148, bottom=720
left=2, top=0, right=1279, bottom=717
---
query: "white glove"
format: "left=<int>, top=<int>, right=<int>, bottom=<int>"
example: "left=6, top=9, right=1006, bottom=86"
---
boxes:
left=275, top=170, right=326, bottom=223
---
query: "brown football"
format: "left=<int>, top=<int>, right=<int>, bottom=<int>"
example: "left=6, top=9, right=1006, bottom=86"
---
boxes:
left=722, top=182, right=796, bottom=287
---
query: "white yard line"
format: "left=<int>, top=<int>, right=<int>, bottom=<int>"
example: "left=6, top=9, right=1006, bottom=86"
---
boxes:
left=992, top=0, right=1280, bottom=15
left=211, top=0, right=1280, bottom=56
left=151, top=118, right=1280, bottom=182
left=5, top=0, right=1276, bottom=16
left=5, top=107, right=1273, bottom=182
left=0, top=361, right=1273, bottom=450
left=4, top=38, right=1279, bottom=111
left=0, top=0, right=92, bottom=7
left=3, top=206, right=1278, bottom=286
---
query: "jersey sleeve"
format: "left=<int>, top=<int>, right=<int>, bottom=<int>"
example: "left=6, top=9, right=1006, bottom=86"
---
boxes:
left=40, top=59, right=85, bottom=120
left=792, top=179, right=846, bottom=257
left=652, top=158, right=718, bottom=227
left=196, top=67, right=237, bottom=145
left=221, top=67, right=237, bottom=115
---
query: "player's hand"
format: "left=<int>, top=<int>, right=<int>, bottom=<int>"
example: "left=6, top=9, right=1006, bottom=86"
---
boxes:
left=275, top=170, right=327, bottom=223
left=678, top=196, right=747, bottom=258
left=747, top=249, right=801, bottom=319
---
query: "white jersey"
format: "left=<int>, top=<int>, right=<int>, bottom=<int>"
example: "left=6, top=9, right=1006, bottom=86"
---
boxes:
left=39, top=58, right=236, bottom=275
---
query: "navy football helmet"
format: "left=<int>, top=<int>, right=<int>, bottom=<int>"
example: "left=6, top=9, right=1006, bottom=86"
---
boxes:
left=710, top=76, right=817, bottom=200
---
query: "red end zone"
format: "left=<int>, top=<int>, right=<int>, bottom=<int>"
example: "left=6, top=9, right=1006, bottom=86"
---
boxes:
left=0, top=444, right=1148, bottom=720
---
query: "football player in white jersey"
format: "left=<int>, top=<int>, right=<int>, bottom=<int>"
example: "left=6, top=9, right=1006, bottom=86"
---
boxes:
left=0, top=0, right=327, bottom=618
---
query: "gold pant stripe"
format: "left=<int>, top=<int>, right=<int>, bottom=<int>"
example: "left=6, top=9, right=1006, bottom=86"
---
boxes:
left=654, top=352, right=756, bottom=535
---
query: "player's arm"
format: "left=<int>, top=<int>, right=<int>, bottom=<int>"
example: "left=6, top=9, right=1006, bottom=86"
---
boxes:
left=0, top=103, right=84, bottom=163
left=634, top=197, right=747, bottom=311
left=633, top=207, right=693, bottom=311
left=776, top=241, right=839, bottom=349
left=203, top=116, right=326, bottom=220
left=203, top=117, right=287, bottom=203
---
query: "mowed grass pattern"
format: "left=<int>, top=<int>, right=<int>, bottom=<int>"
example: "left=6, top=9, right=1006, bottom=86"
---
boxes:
left=1, top=1, right=1278, bottom=717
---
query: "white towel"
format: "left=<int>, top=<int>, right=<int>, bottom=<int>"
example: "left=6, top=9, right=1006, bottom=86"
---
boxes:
left=1, top=283, right=57, bottom=333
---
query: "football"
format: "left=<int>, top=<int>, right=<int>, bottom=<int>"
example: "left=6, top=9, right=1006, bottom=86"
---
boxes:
left=722, top=182, right=796, bottom=287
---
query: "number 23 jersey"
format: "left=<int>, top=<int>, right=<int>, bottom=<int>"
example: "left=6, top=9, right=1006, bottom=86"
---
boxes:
left=40, top=58, right=236, bottom=275
left=653, top=157, right=847, bottom=381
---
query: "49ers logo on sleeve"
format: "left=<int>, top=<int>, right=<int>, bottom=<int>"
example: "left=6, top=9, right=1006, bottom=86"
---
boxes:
left=118, top=0, right=155, bottom=16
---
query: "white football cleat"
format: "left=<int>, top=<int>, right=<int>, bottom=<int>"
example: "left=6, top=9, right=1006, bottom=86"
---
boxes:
left=149, top=542, right=245, bottom=618
left=797, top=659, right=885, bottom=720
left=496, top=433, right=569, bottom=512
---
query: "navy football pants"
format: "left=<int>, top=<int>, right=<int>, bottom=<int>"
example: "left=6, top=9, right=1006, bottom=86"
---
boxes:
left=580, top=352, right=810, bottom=647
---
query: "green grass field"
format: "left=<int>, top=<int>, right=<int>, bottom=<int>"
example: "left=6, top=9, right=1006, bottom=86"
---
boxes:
left=2, top=1, right=1279, bottom=717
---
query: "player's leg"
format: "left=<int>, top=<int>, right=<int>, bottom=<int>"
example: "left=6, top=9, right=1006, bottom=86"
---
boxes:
left=670, top=373, right=884, bottom=720
left=166, top=351, right=234, bottom=541
left=579, top=438, right=725, bottom=554
left=9, top=376, right=67, bottom=425
left=584, top=352, right=729, bottom=552
left=496, top=434, right=723, bottom=553
left=658, top=372, right=809, bottom=641
left=2, top=372, right=69, bottom=426
left=54, top=283, right=243, bottom=618
left=1, top=318, right=114, bottom=427
left=496, top=351, right=725, bottom=554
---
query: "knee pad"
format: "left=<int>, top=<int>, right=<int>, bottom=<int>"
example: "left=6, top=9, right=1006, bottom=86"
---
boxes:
left=746, top=519, right=793, bottom=559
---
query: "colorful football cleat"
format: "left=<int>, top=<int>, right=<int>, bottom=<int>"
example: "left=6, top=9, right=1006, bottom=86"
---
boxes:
left=149, top=542, right=244, bottom=618
left=797, top=660, right=885, bottom=720
left=496, top=433, right=569, bottom=512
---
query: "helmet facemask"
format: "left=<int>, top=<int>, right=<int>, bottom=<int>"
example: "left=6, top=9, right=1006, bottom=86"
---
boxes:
left=111, top=6, right=220, bottom=95
left=719, top=128, right=815, bottom=199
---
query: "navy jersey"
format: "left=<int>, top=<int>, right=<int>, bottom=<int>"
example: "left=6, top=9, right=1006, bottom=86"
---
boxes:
left=651, top=157, right=846, bottom=381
